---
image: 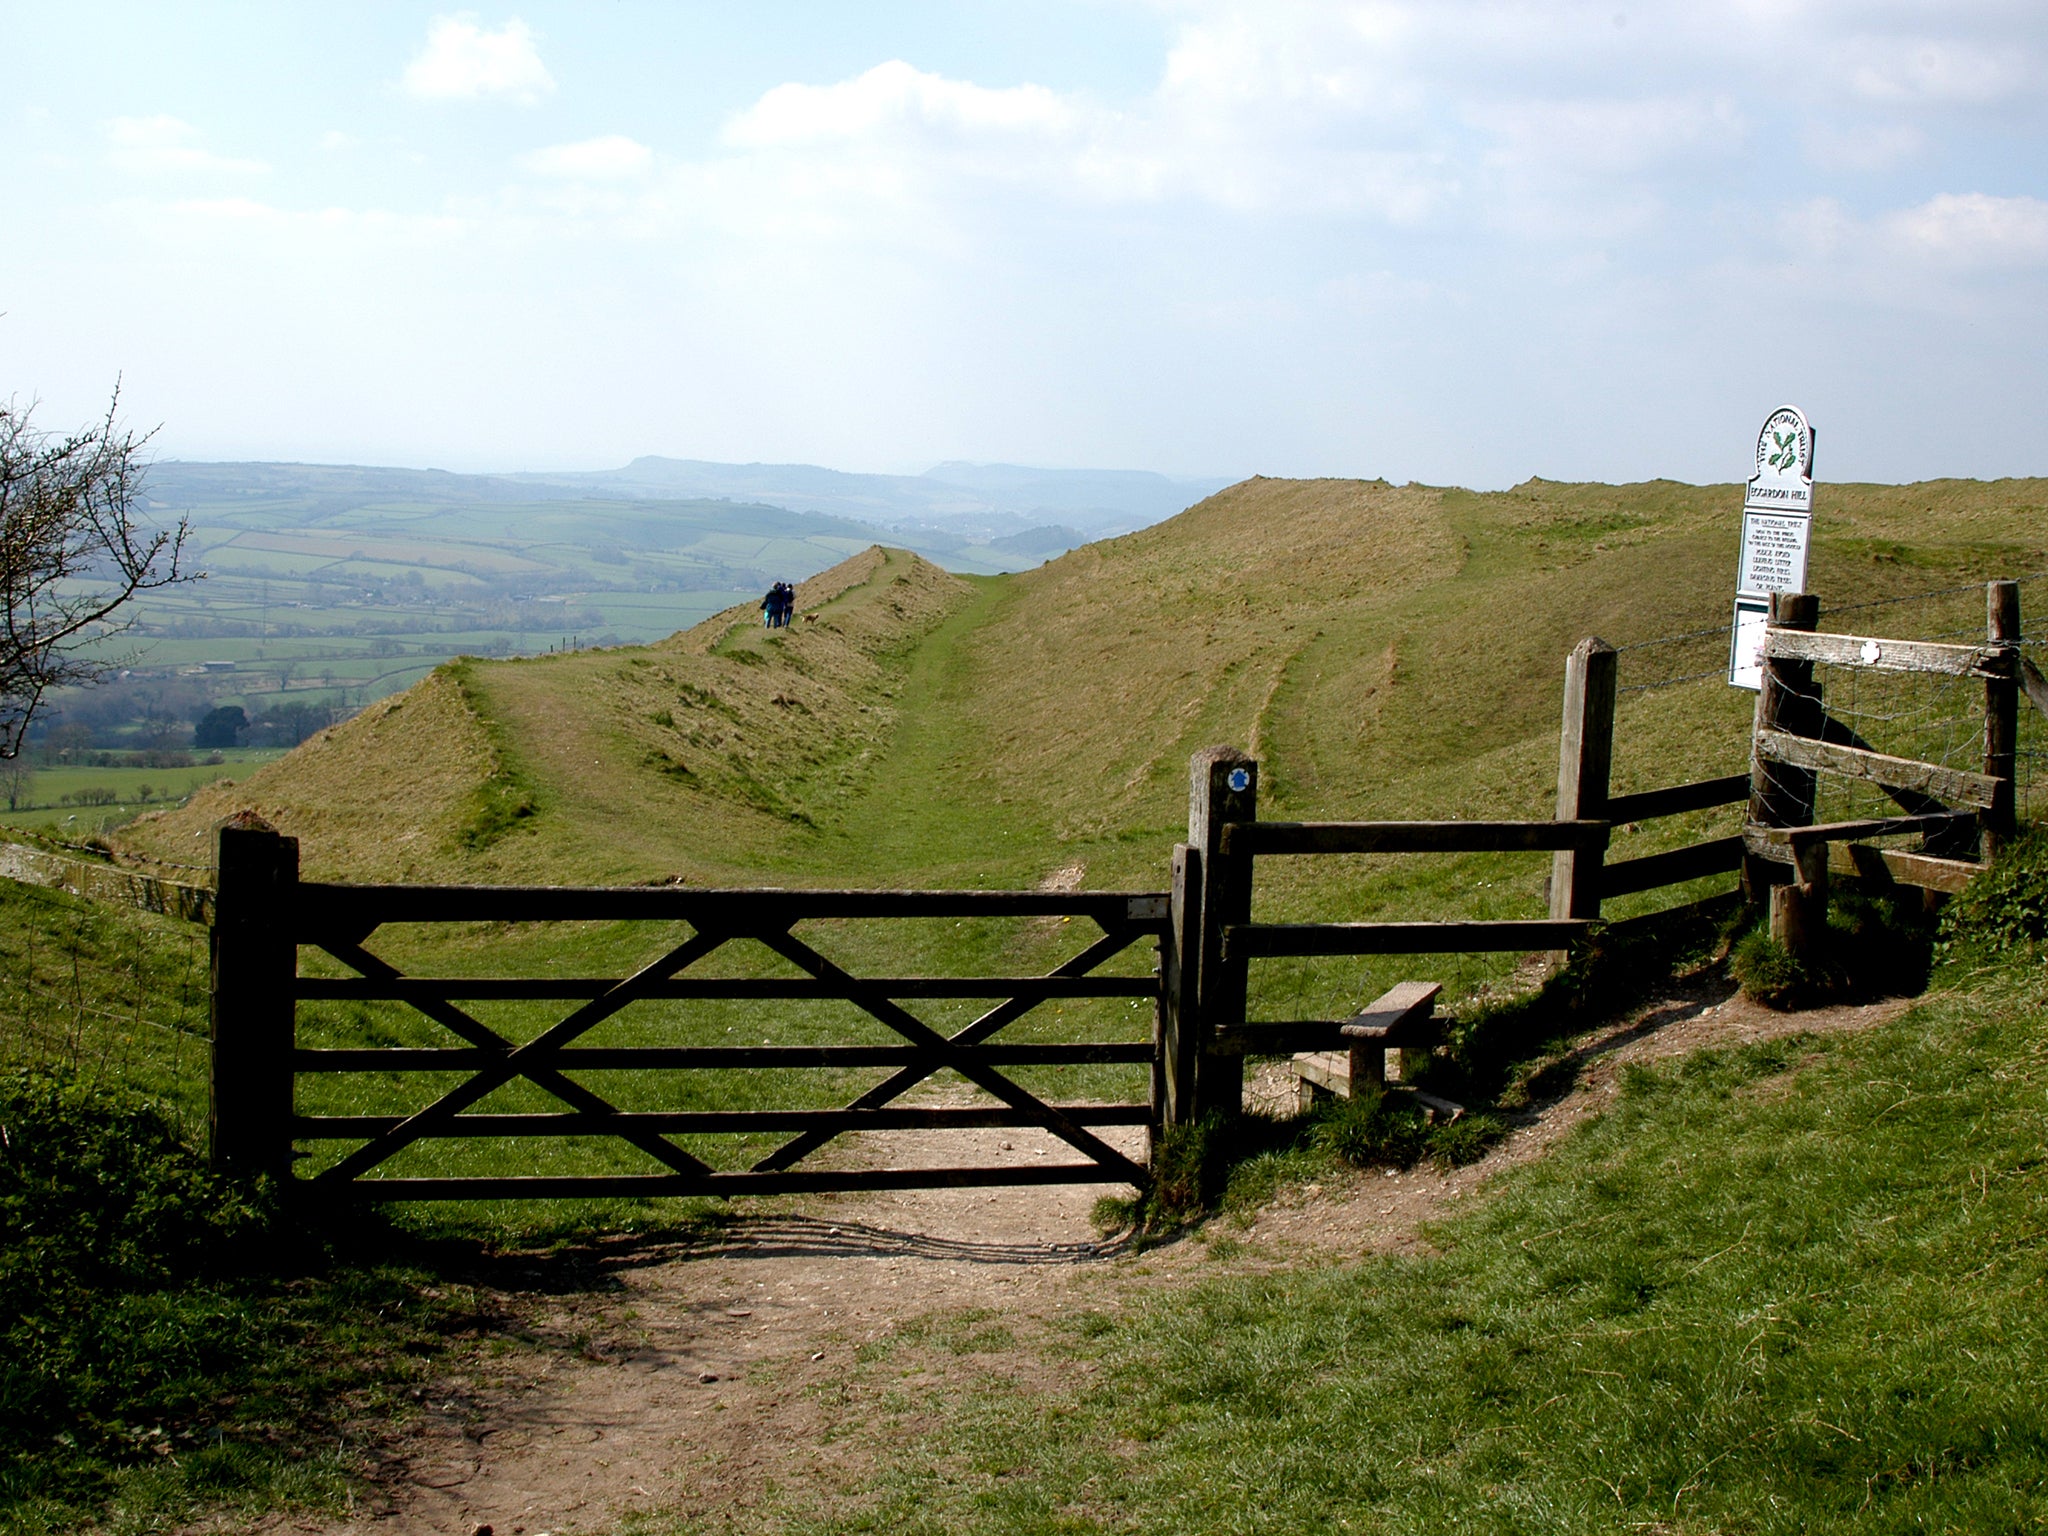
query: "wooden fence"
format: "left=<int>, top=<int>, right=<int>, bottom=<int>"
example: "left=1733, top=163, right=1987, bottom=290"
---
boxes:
left=2, top=579, right=2027, bottom=1198
left=1738, top=582, right=2020, bottom=954
left=1155, top=578, right=2034, bottom=1125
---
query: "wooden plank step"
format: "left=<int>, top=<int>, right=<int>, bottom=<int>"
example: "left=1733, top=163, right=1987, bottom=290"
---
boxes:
left=1210, top=1016, right=1444, bottom=1056
left=1341, top=979, right=1442, bottom=1039
left=1742, top=832, right=1985, bottom=895
left=1761, top=813, right=1974, bottom=847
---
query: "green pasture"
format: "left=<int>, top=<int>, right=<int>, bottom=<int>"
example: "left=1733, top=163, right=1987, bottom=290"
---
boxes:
left=0, top=751, right=287, bottom=834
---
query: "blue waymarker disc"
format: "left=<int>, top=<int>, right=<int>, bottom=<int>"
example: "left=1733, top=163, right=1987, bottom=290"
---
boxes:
left=1227, top=767, right=1251, bottom=793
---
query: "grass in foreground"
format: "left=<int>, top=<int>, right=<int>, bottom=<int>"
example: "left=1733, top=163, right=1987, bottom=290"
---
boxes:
left=0, top=1070, right=504, bottom=1535
left=658, top=947, right=2048, bottom=1535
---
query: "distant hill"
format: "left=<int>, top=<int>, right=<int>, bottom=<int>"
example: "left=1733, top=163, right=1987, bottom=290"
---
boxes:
left=504, top=457, right=1228, bottom=540
left=143, top=456, right=1231, bottom=565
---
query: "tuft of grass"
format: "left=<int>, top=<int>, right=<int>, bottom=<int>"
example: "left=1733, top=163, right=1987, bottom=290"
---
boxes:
left=1731, top=924, right=1807, bottom=1007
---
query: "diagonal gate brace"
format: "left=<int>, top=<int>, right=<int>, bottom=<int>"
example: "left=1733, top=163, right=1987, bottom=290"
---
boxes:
left=754, top=927, right=1148, bottom=1186
left=315, top=928, right=730, bottom=1184
left=752, top=924, right=1146, bottom=1173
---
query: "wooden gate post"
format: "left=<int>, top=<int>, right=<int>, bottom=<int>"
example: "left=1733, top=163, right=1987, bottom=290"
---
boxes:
left=1189, top=747, right=1256, bottom=1119
left=1157, top=843, right=1202, bottom=1130
left=1550, top=637, right=1617, bottom=926
left=1746, top=592, right=1823, bottom=953
left=1984, top=579, right=2021, bottom=862
left=210, top=818, right=300, bottom=1179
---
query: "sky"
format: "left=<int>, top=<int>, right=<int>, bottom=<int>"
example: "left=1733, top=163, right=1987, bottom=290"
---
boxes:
left=2, top=2, right=2045, bottom=488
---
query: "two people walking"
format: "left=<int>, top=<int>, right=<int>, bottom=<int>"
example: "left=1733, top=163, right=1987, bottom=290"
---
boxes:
left=760, top=581, right=795, bottom=628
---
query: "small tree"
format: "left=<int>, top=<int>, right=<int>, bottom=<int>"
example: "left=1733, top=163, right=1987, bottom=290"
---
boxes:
left=0, top=757, right=32, bottom=812
left=193, top=704, right=247, bottom=750
left=0, top=390, right=191, bottom=758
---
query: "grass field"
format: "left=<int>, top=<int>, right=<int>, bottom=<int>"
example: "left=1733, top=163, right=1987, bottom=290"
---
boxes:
left=0, top=751, right=287, bottom=836
left=655, top=952, right=2048, bottom=1535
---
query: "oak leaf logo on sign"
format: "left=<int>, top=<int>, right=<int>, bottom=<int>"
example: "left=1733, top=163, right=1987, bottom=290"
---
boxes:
left=1753, top=407, right=1811, bottom=480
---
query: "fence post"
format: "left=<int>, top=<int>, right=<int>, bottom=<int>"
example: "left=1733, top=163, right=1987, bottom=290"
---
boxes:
left=1550, top=637, right=1617, bottom=927
left=1189, top=746, right=1256, bottom=1119
left=1984, top=579, right=2021, bottom=863
left=1157, top=843, right=1201, bottom=1131
left=210, top=818, right=299, bottom=1179
left=1746, top=592, right=1822, bottom=953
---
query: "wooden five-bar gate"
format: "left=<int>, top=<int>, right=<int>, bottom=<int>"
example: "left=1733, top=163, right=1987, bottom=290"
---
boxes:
left=203, top=579, right=2034, bottom=1198
left=213, top=831, right=1165, bottom=1197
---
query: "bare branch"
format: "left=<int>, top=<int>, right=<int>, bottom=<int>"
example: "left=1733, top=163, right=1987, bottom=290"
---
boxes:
left=0, top=385, right=193, bottom=757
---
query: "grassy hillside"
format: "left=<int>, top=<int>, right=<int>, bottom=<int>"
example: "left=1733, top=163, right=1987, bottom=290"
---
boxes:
left=119, top=474, right=2047, bottom=1008
left=694, top=951, right=2048, bottom=1536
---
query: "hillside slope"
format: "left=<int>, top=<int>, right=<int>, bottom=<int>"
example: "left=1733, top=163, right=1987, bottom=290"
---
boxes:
left=124, top=547, right=976, bottom=883
left=122, top=475, right=2047, bottom=910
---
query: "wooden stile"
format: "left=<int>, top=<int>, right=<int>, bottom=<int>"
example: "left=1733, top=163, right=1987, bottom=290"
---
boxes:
left=1160, top=843, right=1201, bottom=1128
left=1747, top=593, right=1823, bottom=951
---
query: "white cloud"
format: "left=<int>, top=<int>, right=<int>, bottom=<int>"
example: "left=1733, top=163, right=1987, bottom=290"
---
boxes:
left=1803, top=119, right=1923, bottom=173
left=727, top=60, right=1079, bottom=148
left=103, top=115, right=267, bottom=176
left=521, top=135, right=654, bottom=180
left=402, top=14, right=555, bottom=104
left=1886, top=192, right=2048, bottom=269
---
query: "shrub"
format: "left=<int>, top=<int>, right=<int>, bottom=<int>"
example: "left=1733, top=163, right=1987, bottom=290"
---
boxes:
left=0, top=1073, right=278, bottom=1445
left=1728, top=882, right=1936, bottom=1009
left=1940, top=823, right=2048, bottom=957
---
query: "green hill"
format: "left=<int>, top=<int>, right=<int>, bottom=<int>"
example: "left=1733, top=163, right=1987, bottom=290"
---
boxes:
left=123, top=471, right=2046, bottom=878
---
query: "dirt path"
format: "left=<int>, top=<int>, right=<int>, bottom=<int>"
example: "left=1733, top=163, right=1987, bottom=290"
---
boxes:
left=268, top=979, right=1913, bottom=1536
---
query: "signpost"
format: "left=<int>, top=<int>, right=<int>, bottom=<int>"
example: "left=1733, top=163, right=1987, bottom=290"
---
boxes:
left=1728, top=405, right=1816, bottom=689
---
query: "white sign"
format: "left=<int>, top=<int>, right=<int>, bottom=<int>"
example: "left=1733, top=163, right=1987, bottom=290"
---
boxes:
left=1728, top=598, right=1770, bottom=691
left=1729, top=405, right=1817, bottom=690
left=1737, top=509, right=1813, bottom=595
left=1746, top=404, right=1815, bottom=514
